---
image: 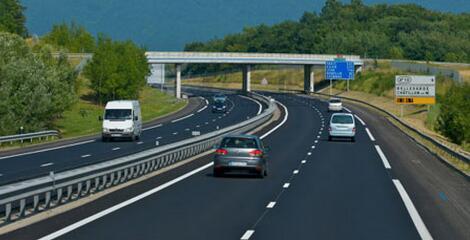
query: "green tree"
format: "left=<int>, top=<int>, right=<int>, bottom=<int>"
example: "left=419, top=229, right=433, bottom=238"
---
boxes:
left=437, top=84, right=470, bottom=144
left=84, top=35, right=149, bottom=103
left=0, top=32, right=77, bottom=134
left=42, top=22, right=95, bottom=52
left=0, top=0, right=27, bottom=37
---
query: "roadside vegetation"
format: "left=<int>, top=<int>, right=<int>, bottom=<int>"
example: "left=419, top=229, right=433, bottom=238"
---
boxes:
left=0, top=3, right=185, bottom=141
left=184, top=0, right=470, bottom=75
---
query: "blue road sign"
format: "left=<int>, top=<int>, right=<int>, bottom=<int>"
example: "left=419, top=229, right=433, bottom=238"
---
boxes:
left=325, top=60, right=355, bottom=80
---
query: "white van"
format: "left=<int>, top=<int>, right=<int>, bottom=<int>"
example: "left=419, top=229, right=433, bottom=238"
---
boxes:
left=100, top=100, right=142, bottom=141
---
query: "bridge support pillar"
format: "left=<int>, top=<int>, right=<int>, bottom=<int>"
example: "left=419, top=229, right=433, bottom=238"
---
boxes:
left=175, top=63, right=182, bottom=98
left=242, top=65, right=251, bottom=92
left=304, top=65, right=314, bottom=93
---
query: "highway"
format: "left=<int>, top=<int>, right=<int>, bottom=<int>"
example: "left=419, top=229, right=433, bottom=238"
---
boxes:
left=1, top=91, right=468, bottom=240
left=0, top=88, right=265, bottom=185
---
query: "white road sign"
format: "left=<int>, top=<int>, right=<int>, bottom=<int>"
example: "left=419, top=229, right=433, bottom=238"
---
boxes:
left=395, top=75, right=435, bottom=97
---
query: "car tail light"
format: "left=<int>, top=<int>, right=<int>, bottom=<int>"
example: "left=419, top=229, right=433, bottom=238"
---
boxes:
left=249, top=149, right=263, bottom=157
left=215, top=149, right=228, bottom=155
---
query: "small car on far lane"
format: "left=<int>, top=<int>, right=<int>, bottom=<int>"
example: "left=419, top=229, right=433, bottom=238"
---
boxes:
left=328, top=98, right=343, bottom=112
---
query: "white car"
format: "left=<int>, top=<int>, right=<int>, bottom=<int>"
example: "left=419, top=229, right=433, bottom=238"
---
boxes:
left=100, top=100, right=142, bottom=141
left=328, top=98, right=343, bottom=112
left=328, top=113, right=356, bottom=142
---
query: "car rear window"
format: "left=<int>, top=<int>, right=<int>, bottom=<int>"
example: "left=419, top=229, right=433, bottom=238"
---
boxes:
left=331, top=115, right=353, bottom=124
left=220, top=137, right=258, bottom=148
left=329, top=99, right=341, bottom=103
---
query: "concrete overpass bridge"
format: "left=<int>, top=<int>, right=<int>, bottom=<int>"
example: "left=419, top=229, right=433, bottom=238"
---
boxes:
left=146, top=52, right=364, bottom=98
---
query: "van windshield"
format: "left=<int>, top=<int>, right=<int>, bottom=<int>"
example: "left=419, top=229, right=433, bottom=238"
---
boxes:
left=332, top=115, right=353, bottom=124
left=105, top=109, right=132, bottom=120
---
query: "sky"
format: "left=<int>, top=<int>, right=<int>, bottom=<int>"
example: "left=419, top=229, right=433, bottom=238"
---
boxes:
left=21, top=0, right=470, bottom=50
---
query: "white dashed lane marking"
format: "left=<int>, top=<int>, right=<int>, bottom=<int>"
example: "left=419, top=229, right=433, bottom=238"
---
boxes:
left=137, top=141, right=144, bottom=145
left=241, top=230, right=255, bottom=240
left=40, top=162, right=54, bottom=167
left=301, top=160, right=307, bottom=164
left=283, top=183, right=290, bottom=188
left=266, top=202, right=276, bottom=209
left=354, top=114, right=366, bottom=126
left=112, top=147, right=120, bottom=151
left=365, top=128, right=376, bottom=141
left=81, top=154, right=91, bottom=158
left=375, top=145, right=391, bottom=169
left=293, top=170, right=299, bottom=174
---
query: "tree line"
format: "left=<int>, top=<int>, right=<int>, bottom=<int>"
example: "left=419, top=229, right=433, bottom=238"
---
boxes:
left=184, top=0, right=470, bottom=74
left=0, top=1, right=149, bottom=135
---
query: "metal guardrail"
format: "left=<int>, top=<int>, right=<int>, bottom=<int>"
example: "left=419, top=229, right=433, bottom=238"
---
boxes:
left=0, top=92, right=276, bottom=225
left=305, top=92, right=470, bottom=166
left=0, top=131, right=59, bottom=145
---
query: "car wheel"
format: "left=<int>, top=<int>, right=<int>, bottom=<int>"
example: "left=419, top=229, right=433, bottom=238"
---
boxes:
left=351, top=137, right=355, bottom=142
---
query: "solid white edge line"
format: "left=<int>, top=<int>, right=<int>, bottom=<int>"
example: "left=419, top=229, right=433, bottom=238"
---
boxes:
left=197, top=105, right=207, bottom=113
left=365, top=128, right=376, bottom=141
left=241, top=230, right=255, bottom=240
left=205, top=99, right=209, bottom=105
left=143, top=123, right=163, bottom=131
left=0, top=140, right=95, bottom=160
left=37, top=162, right=215, bottom=240
left=260, top=101, right=288, bottom=139
left=38, top=96, right=290, bottom=240
left=171, top=113, right=194, bottom=123
left=238, top=94, right=262, bottom=115
left=375, top=145, right=391, bottom=169
left=392, top=179, right=433, bottom=240
left=354, top=114, right=366, bottom=126
left=343, top=107, right=352, bottom=113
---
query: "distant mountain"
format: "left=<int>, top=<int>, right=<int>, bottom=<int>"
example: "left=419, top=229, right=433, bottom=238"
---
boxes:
left=21, top=0, right=470, bottom=50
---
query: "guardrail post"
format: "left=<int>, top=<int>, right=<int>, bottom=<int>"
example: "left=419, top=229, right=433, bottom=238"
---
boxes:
left=75, top=182, right=83, bottom=198
left=64, top=185, right=72, bottom=202
left=55, top=188, right=63, bottom=205
left=100, top=175, right=107, bottom=190
left=18, top=199, right=26, bottom=217
left=82, top=180, right=91, bottom=196
left=44, top=191, right=51, bottom=209
left=115, top=171, right=122, bottom=184
left=5, top=203, right=12, bottom=222
left=109, top=172, right=115, bottom=186
left=92, top=177, right=99, bottom=192
left=33, top=195, right=40, bottom=212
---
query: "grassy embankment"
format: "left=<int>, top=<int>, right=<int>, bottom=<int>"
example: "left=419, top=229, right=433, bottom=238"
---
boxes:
left=55, top=76, right=187, bottom=138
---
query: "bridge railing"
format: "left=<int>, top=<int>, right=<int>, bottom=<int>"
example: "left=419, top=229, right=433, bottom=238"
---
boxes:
left=0, top=92, right=277, bottom=225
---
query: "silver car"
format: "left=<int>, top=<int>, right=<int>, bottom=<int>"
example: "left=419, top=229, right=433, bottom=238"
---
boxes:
left=213, top=135, right=268, bottom=178
left=328, top=98, right=343, bottom=112
left=328, top=113, right=356, bottom=142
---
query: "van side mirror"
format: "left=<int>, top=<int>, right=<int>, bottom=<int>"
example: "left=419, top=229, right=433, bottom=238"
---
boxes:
left=98, top=116, right=103, bottom=121
left=134, top=116, right=138, bottom=121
